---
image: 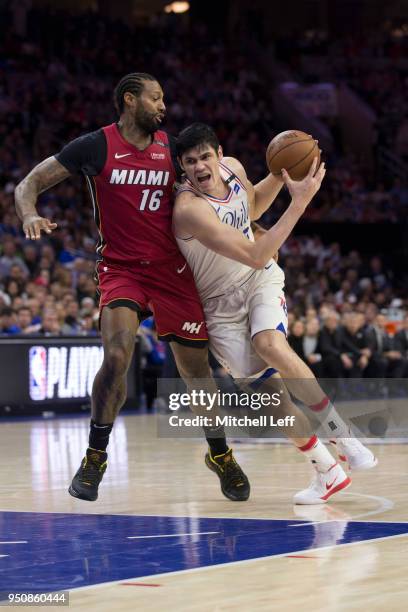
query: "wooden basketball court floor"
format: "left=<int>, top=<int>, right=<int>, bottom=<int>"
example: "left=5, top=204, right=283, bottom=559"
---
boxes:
left=0, top=413, right=407, bottom=611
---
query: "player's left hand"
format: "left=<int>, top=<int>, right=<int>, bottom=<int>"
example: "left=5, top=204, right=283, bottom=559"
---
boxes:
left=23, top=214, right=58, bottom=240
left=282, top=157, right=326, bottom=212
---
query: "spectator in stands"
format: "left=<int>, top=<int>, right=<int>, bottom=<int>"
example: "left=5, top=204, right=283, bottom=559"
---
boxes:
left=366, top=314, right=406, bottom=378
left=61, top=300, right=81, bottom=335
left=368, top=257, right=391, bottom=291
left=0, top=307, right=20, bottom=335
left=37, top=310, right=62, bottom=336
left=22, top=244, right=39, bottom=276
left=0, top=238, right=29, bottom=279
left=364, top=303, right=379, bottom=328
left=26, top=298, right=42, bottom=324
left=79, top=314, right=98, bottom=336
left=79, top=297, right=96, bottom=317
left=335, top=280, right=357, bottom=307
left=305, top=307, right=318, bottom=321
left=7, top=264, right=27, bottom=286
left=319, top=311, right=344, bottom=378
left=339, top=313, right=372, bottom=377
left=16, top=306, right=35, bottom=334
left=362, top=313, right=387, bottom=378
left=4, top=278, right=24, bottom=300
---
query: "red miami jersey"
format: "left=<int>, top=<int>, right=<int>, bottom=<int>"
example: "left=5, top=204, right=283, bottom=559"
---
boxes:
left=91, top=123, right=178, bottom=265
left=56, top=123, right=208, bottom=345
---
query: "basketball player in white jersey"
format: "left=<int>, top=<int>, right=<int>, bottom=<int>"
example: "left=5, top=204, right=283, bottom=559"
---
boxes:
left=173, top=123, right=377, bottom=504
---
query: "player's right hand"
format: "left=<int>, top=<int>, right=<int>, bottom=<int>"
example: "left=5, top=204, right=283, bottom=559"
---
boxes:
left=22, top=215, right=58, bottom=240
left=281, top=156, right=326, bottom=211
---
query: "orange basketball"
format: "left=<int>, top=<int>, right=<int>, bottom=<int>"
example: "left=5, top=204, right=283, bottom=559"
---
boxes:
left=266, top=130, right=320, bottom=180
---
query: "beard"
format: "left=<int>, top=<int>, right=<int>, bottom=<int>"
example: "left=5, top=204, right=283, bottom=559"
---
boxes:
left=134, top=104, right=161, bottom=135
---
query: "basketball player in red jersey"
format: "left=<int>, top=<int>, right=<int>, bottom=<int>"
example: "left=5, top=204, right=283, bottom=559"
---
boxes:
left=14, top=73, right=249, bottom=503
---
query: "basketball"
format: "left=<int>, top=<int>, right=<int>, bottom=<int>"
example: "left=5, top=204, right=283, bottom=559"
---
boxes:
left=266, top=130, right=320, bottom=180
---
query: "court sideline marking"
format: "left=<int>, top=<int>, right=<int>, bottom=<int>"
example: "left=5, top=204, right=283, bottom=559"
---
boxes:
left=69, top=531, right=408, bottom=595
left=127, top=531, right=219, bottom=539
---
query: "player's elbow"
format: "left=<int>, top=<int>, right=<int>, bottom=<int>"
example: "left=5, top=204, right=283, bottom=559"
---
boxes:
left=246, top=243, right=269, bottom=269
left=249, top=255, right=267, bottom=270
left=250, top=208, right=262, bottom=222
left=14, top=181, right=23, bottom=198
left=14, top=181, right=26, bottom=209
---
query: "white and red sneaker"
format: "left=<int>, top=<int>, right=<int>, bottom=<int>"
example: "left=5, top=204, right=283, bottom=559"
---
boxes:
left=330, top=438, right=378, bottom=471
left=293, top=462, right=351, bottom=505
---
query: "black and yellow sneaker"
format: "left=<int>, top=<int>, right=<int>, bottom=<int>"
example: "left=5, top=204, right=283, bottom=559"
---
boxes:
left=68, top=448, right=107, bottom=501
left=205, top=448, right=250, bottom=501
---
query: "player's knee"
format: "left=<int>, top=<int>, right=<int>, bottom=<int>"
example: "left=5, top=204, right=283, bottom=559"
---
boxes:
left=104, top=348, right=130, bottom=379
left=177, top=353, right=211, bottom=379
left=253, top=332, right=287, bottom=361
left=103, top=340, right=133, bottom=379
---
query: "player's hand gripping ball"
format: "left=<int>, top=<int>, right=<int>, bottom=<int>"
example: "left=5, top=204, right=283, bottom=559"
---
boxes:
left=266, top=130, right=321, bottom=180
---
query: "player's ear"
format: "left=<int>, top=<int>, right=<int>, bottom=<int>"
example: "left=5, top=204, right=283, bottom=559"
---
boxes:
left=217, top=146, right=223, bottom=160
left=177, top=156, right=185, bottom=171
left=123, top=91, right=137, bottom=111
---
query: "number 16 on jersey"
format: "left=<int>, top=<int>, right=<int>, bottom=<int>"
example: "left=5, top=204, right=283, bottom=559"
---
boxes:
left=139, top=189, right=163, bottom=211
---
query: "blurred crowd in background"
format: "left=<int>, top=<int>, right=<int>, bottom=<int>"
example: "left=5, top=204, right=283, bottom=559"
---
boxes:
left=271, top=20, right=408, bottom=223
left=1, top=6, right=407, bottom=387
left=276, top=25, right=408, bottom=160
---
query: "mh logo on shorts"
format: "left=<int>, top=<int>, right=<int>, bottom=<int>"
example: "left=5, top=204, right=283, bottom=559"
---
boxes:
left=280, top=296, right=288, bottom=317
left=182, top=321, right=203, bottom=335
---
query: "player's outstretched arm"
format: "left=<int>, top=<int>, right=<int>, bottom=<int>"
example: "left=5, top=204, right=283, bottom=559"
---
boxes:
left=174, top=194, right=268, bottom=268
left=174, top=159, right=325, bottom=269
left=15, top=156, right=71, bottom=240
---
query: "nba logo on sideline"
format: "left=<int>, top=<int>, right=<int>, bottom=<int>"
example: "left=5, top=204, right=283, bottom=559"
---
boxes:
left=29, top=346, right=47, bottom=401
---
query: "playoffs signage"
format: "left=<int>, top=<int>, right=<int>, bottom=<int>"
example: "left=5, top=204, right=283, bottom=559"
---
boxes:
left=29, top=345, right=104, bottom=401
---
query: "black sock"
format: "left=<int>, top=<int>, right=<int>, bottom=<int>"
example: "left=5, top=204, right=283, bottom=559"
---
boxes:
left=89, top=419, right=113, bottom=452
left=204, top=426, right=228, bottom=456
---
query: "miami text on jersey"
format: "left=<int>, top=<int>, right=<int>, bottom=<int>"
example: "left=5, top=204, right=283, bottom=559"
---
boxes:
left=109, top=169, right=170, bottom=186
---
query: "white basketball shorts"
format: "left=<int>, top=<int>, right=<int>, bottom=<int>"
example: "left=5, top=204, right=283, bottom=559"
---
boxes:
left=203, top=267, right=287, bottom=379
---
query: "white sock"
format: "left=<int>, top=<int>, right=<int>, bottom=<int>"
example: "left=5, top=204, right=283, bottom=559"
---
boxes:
left=298, top=435, right=337, bottom=473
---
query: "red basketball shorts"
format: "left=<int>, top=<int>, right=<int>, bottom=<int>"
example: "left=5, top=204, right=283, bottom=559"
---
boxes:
left=96, top=254, right=208, bottom=347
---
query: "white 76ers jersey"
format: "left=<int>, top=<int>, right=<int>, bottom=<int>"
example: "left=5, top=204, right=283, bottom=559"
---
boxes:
left=176, top=161, right=284, bottom=301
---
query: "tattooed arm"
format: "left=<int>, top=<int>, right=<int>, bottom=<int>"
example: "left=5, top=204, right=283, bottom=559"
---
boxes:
left=15, top=156, right=71, bottom=240
left=16, top=130, right=106, bottom=240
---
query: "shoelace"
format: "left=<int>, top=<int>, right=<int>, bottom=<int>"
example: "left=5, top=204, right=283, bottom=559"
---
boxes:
left=222, top=458, right=246, bottom=487
left=338, top=437, right=363, bottom=454
left=81, top=457, right=104, bottom=484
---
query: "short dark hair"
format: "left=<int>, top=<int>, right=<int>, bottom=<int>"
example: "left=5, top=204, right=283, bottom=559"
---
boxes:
left=113, top=72, right=157, bottom=115
left=1, top=307, right=13, bottom=317
left=17, top=306, right=32, bottom=314
left=176, top=123, right=220, bottom=158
